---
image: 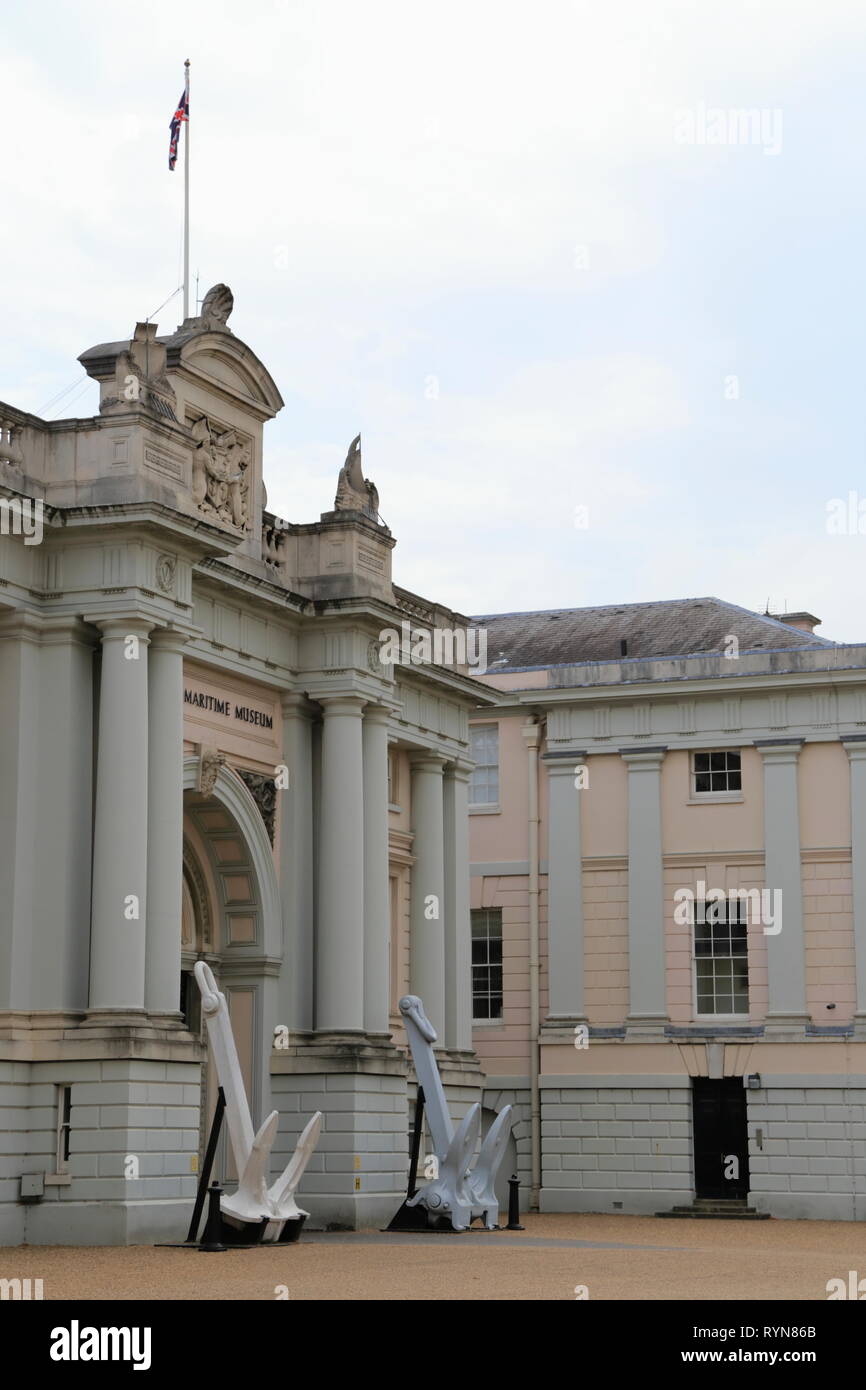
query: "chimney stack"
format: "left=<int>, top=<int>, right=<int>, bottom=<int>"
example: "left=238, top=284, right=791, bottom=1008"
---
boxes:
left=769, top=611, right=822, bottom=635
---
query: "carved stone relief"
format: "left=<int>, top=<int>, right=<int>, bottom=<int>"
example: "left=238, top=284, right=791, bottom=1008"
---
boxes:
left=237, top=768, right=277, bottom=845
left=190, top=415, right=251, bottom=531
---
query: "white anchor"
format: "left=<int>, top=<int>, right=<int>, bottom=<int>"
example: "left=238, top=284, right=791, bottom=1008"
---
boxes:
left=194, top=961, right=321, bottom=1240
left=399, top=994, right=513, bottom=1231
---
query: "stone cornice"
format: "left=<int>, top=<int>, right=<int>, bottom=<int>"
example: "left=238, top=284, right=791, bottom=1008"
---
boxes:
left=483, top=657, right=866, bottom=707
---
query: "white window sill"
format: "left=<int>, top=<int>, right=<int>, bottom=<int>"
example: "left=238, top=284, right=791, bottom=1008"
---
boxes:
left=688, top=794, right=743, bottom=805
left=469, top=804, right=501, bottom=815
left=472, top=1017, right=505, bottom=1027
left=388, top=803, right=401, bottom=814
left=44, top=1173, right=72, bottom=1187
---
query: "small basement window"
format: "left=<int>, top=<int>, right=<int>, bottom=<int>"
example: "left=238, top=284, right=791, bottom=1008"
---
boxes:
left=55, top=1085, right=72, bottom=1174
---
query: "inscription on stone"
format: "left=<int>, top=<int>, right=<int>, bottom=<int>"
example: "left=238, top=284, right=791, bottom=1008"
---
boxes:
left=145, top=445, right=184, bottom=479
left=184, top=687, right=274, bottom=729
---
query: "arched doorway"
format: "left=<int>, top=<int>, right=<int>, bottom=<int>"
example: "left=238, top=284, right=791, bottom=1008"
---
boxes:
left=179, top=758, right=283, bottom=1181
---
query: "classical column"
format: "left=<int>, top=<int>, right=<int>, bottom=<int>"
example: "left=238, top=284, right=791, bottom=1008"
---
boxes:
left=0, top=612, right=41, bottom=1011
left=843, top=736, right=866, bottom=1034
left=316, top=695, right=366, bottom=1033
left=756, top=739, right=809, bottom=1032
left=88, top=618, right=152, bottom=1013
left=409, top=753, right=446, bottom=1033
left=279, top=692, right=316, bottom=1033
left=621, top=746, right=668, bottom=1033
left=543, top=753, right=588, bottom=1024
left=443, top=760, right=472, bottom=1051
left=145, top=629, right=187, bottom=1017
left=31, top=617, right=95, bottom=1012
left=363, top=704, right=391, bottom=1035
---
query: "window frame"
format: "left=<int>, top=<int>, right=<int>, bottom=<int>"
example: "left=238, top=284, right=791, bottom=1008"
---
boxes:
left=387, top=747, right=400, bottom=810
left=468, top=723, right=500, bottom=811
left=471, top=907, right=504, bottom=1024
left=689, top=748, right=743, bottom=803
left=692, top=898, right=750, bottom=1020
left=54, top=1084, right=72, bottom=1175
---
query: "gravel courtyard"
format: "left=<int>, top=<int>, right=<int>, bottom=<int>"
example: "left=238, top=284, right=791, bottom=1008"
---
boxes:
left=2, top=1213, right=861, bottom=1300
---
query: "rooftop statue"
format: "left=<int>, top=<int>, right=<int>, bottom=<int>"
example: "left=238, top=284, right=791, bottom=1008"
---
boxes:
left=198, top=283, right=234, bottom=331
left=334, top=433, right=379, bottom=520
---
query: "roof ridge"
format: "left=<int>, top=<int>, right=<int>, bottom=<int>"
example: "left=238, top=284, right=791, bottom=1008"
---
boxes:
left=472, top=596, right=722, bottom=621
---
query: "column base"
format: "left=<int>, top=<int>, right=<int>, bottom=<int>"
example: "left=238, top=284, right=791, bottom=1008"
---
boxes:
left=625, top=1013, right=669, bottom=1039
left=271, top=1035, right=409, bottom=1230
left=0, top=1054, right=201, bottom=1245
left=763, top=1011, right=811, bottom=1040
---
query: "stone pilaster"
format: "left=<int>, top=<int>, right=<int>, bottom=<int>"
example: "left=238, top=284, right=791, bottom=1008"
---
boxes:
left=316, top=695, right=366, bottom=1033
left=543, top=754, right=588, bottom=1025
left=31, top=617, right=96, bottom=1011
left=88, top=618, right=152, bottom=1015
left=363, top=704, right=391, bottom=1036
left=843, top=736, right=866, bottom=1036
left=0, top=612, right=42, bottom=1011
left=621, top=746, right=668, bottom=1035
left=443, top=760, right=472, bottom=1051
left=756, top=739, right=809, bottom=1035
left=145, top=629, right=187, bottom=1018
left=409, top=753, right=446, bottom=1032
left=278, top=692, right=316, bottom=1033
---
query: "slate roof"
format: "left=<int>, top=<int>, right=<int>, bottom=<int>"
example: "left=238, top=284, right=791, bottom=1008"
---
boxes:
left=472, top=597, right=835, bottom=672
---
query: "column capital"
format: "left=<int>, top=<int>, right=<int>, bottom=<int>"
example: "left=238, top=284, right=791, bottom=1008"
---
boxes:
left=0, top=609, right=45, bottom=643
left=544, top=753, right=587, bottom=777
left=148, top=627, right=189, bottom=654
left=318, top=693, right=367, bottom=718
left=842, top=735, right=866, bottom=760
left=280, top=690, right=318, bottom=719
left=363, top=702, right=392, bottom=726
left=754, top=738, right=805, bottom=763
left=443, top=758, right=473, bottom=780
left=409, top=750, right=447, bottom=773
left=85, top=615, right=154, bottom=642
left=34, top=615, right=97, bottom=648
left=521, top=720, right=542, bottom=749
left=620, top=745, right=667, bottom=766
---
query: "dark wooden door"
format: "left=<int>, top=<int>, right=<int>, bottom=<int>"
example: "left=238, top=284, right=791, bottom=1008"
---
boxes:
left=692, top=1078, right=749, bottom=1199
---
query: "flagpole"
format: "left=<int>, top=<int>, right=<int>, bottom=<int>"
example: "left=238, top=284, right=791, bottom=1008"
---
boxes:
left=183, top=58, right=190, bottom=320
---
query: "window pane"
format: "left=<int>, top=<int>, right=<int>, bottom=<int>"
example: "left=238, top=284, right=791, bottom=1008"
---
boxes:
left=694, top=753, right=709, bottom=772
left=471, top=908, right=503, bottom=1019
left=695, top=773, right=711, bottom=793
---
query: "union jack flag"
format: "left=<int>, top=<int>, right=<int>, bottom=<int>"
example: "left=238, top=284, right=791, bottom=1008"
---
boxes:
left=168, top=86, right=188, bottom=171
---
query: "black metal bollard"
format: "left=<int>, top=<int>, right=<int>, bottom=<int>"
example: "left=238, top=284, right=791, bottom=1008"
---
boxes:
left=199, top=1181, right=227, bottom=1252
left=506, top=1174, right=524, bottom=1231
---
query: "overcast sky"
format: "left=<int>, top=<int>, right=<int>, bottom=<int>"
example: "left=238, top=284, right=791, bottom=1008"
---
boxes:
left=3, top=0, right=865, bottom=640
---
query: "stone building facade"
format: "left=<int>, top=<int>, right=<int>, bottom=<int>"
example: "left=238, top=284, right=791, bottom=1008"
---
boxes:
left=0, top=287, right=494, bottom=1244
left=469, top=601, right=866, bottom=1220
